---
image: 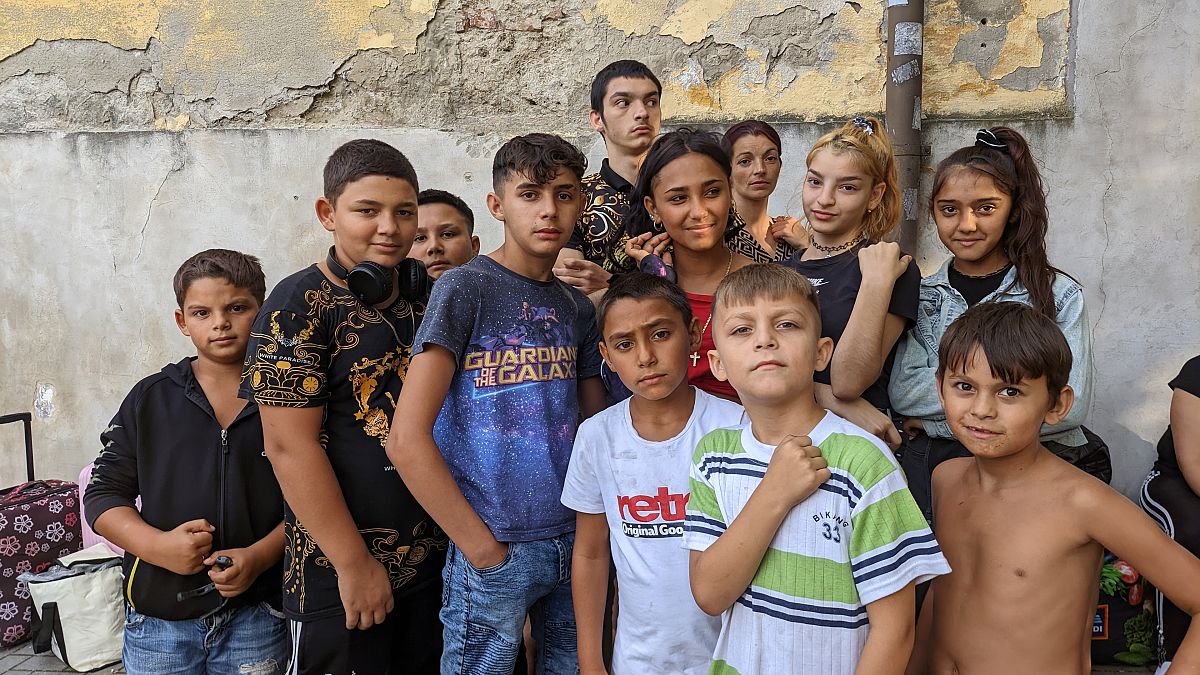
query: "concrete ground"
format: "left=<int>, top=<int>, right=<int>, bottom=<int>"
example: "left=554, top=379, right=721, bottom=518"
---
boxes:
left=0, top=641, right=1159, bottom=674
left=0, top=641, right=123, bottom=674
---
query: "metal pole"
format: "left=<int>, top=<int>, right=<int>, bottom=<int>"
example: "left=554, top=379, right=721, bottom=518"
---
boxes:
left=884, top=0, right=925, bottom=254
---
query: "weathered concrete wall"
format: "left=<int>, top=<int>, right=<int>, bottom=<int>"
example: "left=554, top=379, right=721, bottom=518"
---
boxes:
left=0, top=0, right=1196, bottom=498
left=0, top=0, right=1067, bottom=131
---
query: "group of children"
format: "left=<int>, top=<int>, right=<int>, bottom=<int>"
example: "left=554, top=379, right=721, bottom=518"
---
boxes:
left=80, top=59, right=1200, bottom=675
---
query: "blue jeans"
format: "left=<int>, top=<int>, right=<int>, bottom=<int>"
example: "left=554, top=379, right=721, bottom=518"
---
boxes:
left=440, top=532, right=577, bottom=675
left=123, top=602, right=290, bottom=675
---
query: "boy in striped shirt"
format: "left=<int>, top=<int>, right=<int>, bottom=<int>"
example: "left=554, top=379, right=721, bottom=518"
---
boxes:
left=683, top=264, right=950, bottom=675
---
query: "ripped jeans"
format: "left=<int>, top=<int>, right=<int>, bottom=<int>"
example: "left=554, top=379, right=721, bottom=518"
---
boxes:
left=440, top=532, right=578, bottom=675
left=123, top=601, right=289, bottom=675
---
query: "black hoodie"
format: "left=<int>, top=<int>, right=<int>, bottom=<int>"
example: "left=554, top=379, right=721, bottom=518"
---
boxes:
left=84, top=357, right=283, bottom=619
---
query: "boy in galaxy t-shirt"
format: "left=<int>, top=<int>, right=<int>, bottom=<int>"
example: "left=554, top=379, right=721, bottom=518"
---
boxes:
left=388, top=133, right=607, bottom=674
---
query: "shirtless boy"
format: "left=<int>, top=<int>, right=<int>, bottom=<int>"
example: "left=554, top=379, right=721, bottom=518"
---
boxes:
left=909, top=302, right=1200, bottom=674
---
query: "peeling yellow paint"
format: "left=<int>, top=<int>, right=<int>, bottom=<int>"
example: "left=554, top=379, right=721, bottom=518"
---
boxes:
left=0, top=0, right=159, bottom=61
left=154, top=114, right=190, bottom=131
left=661, top=3, right=884, bottom=121
left=659, top=0, right=741, bottom=46
left=0, top=0, right=1071, bottom=126
left=581, top=0, right=672, bottom=37
left=358, top=30, right=397, bottom=50
left=1, top=0, right=436, bottom=110
left=924, top=0, right=1070, bottom=117
left=990, top=11, right=1042, bottom=80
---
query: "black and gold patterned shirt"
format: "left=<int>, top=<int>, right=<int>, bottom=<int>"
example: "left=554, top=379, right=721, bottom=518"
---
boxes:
left=567, top=159, right=637, bottom=274
left=240, top=265, right=447, bottom=620
left=725, top=208, right=798, bottom=263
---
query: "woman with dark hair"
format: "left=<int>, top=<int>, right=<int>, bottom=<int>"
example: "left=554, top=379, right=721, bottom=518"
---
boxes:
left=624, top=128, right=753, bottom=401
left=721, top=120, right=809, bottom=263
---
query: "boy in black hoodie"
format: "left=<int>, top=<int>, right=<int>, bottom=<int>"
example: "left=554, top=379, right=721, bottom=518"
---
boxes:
left=85, top=249, right=287, bottom=675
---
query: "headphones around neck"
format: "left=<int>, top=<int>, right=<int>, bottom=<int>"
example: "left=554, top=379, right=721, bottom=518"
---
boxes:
left=325, top=246, right=430, bottom=306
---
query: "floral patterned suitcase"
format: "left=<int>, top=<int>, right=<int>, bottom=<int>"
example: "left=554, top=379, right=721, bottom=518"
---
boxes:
left=0, top=413, right=82, bottom=647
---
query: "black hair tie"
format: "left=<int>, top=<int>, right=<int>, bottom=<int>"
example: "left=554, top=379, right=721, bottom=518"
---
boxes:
left=975, top=128, right=1007, bottom=150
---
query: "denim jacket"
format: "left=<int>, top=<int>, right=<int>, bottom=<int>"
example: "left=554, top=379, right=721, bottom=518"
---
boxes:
left=888, top=258, right=1092, bottom=447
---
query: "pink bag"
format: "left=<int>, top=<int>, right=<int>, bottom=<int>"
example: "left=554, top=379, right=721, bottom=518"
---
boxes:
left=77, top=464, right=128, bottom=556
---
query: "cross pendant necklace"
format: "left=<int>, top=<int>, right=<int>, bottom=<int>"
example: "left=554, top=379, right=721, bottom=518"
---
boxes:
left=688, top=250, right=733, bottom=368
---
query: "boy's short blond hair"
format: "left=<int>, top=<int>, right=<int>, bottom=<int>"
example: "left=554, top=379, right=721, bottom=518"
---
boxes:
left=712, top=264, right=821, bottom=331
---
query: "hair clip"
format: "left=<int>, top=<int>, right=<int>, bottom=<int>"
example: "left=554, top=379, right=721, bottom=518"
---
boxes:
left=975, top=129, right=1007, bottom=150
left=851, top=116, right=874, bottom=135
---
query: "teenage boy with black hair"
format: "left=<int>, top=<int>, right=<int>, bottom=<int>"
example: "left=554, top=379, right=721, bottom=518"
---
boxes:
left=390, top=132, right=607, bottom=674
left=86, top=249, right=288, bottom=674
left=411, top=188, right=480, bottom=280
left=906, top=302, right=1200, bottom=675
left=562, top=272, right=744, bottom=674
left=555, top=59, right=662, bottom=296
left=241, top=139, right=447, bottom=674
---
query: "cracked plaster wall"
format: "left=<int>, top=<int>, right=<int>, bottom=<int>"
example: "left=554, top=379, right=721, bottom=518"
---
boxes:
left=0, top=0, right=1068, bottom=131
left=0, top=0, right=1196, bottom=498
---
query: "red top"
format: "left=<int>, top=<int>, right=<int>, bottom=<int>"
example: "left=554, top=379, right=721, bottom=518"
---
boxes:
left=685, top=292, right=740, bottom=402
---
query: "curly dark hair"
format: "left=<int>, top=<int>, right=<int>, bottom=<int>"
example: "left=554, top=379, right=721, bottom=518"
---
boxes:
left=491, top=133, right=588, bottom=192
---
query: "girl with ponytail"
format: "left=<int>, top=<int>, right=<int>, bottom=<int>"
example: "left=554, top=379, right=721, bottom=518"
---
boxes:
left=777, top=116, right=920, bottom=449
left=889, top=127, right=1104, bottom=521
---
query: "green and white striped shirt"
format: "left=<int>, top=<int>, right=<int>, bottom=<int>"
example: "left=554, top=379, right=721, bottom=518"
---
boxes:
left=683, top=412, right=950, bottom=675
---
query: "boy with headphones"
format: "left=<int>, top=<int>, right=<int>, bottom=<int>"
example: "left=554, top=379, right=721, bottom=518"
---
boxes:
left=240, top=139, right=447, bottom=674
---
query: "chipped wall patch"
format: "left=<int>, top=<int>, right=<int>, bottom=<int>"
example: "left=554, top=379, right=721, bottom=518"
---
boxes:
left=0, top=0, right=1072, bottom=130
left=34, top=382, right=55, bottom=420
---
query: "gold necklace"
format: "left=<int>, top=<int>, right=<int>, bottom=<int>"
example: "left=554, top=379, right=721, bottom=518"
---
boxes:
left=690, top=250, right=734, bottom=367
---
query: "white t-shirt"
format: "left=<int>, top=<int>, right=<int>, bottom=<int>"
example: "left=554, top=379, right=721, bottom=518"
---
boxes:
left=561, top=388, right=745, bottom=675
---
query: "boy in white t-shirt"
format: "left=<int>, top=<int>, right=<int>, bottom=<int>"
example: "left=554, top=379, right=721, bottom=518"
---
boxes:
left=561, top=272, right=744, bottom=674
left=684, top=264, right=951, bottom=675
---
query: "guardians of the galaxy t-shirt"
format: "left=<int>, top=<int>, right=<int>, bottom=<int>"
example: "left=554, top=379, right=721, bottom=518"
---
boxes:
left=414, top=255, right=603, bottom=542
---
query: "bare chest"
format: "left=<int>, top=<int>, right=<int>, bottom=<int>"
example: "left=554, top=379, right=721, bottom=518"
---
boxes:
left=937, top=489, right=1096, bottom=591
